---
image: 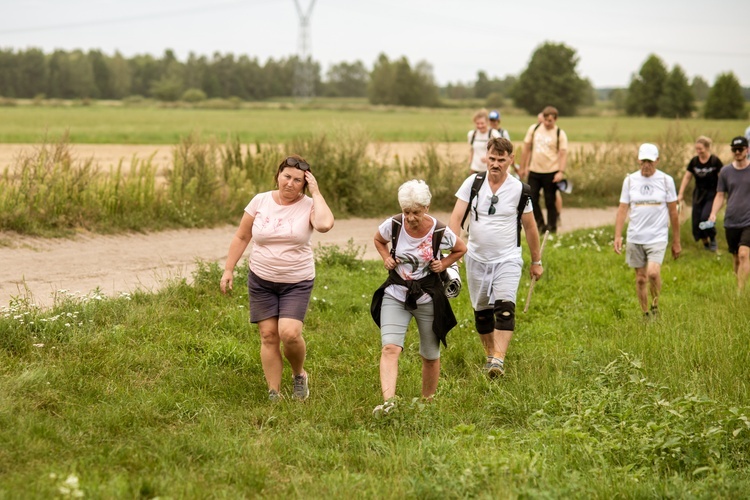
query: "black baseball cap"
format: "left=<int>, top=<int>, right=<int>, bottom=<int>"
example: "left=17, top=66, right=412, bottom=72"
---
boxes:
left=731, top=136, right=749, bottom=149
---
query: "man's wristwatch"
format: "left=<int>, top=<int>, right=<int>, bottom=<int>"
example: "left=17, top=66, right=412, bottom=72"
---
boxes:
left=532, top=261, right=542, bottom=266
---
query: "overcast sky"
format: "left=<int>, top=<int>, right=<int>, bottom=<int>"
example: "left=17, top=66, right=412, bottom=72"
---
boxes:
left=1, top=0, right=748, bottom=88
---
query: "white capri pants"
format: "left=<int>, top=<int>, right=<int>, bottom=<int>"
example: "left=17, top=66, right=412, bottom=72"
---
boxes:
left=379, top=294, right=440, bottom=360
left=465, top=255, right=523, bottom=310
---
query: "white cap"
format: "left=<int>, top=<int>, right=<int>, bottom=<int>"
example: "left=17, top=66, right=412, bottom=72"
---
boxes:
left=638, top=143, right=659, bottom=161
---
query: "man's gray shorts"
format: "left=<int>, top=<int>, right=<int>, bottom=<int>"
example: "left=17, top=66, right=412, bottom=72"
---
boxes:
left=626, top=242, right=667, bottom=268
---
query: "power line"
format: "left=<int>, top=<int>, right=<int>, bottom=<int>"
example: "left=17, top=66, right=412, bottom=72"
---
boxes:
left=0, top=1, right=272, bottom=35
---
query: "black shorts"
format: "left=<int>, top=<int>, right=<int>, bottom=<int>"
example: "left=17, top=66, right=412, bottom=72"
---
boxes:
left=725, top=226, right=750, bottom=254
left=247, top=271, right=314, bottom=323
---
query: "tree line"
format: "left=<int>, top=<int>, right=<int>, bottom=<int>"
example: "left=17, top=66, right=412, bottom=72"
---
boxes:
left=624, top=54, right=747, bottom=120
left=0, top=48, right=365, bottom=101
left=0, top=45, right=746, bottom=118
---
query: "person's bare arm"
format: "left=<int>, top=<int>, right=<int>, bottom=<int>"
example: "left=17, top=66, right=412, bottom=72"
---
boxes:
left=520, top=142, right=531, bottom=179
left=448, top=199, right=469, bottom=241
left=221, top=213, right=254, bottom=293
left=677, top=171, right=693, bottom=203
left=521, top=211, right=543, bottom=279
left=553, top=149, right=567, bottom=183
left=668, top=201, right=681, bottom=259
left=708, top=191, right=725, bottom=222
left=429, top=236, right=466, bottom=273
left=306, top=171, right=334, bottom=233
left=613, top=203, right=629, bottom=255
left=374, top=231, right=397, bottom=270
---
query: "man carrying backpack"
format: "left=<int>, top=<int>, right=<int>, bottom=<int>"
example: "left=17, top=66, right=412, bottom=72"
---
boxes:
left=519, top=106, right=568, bottom=233
left=449, top=137, right=543, bottom=378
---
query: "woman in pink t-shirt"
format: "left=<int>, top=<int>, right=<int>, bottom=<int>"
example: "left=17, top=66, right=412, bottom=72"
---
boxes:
left=220, top=155, right=334, bottom=402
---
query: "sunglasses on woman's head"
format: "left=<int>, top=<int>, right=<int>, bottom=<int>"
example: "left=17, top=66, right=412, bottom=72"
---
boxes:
left=280, top=157, right=310, bottom=171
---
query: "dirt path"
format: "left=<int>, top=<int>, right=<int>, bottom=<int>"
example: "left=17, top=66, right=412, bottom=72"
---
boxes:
left=0, top=208, right=616, bottom=309
left=0, top=141, right=607, bottom=172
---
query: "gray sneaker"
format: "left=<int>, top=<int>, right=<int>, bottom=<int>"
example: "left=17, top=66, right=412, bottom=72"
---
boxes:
left=292, top=372, right=310, bottom=401
left=268, top=389, right=283, bottom=402
left=487, top=360, right=505, bottom=379
left=709, top=240, right=718, bottom=252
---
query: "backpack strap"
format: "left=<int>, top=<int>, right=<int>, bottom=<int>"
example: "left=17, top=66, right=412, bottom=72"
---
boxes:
left=470, top=129, right=477, bottom=145
left=461, top=171, right=487, bottom=229
left=390, top=214, right=403, bottom=259
left=528, top=122, right=542, bottom=165
left=432, top=220, right=446, bottom=260
left=516, top=183, right=532, bottom=247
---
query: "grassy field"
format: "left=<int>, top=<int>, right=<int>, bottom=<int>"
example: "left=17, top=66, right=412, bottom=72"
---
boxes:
left=1, top=224, right=749, bottom=497
left=0, top=104, right=745, bottom=144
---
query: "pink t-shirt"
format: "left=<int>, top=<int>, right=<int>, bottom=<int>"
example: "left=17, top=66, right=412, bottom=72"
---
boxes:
left=245, top=191, right=315, bottom=283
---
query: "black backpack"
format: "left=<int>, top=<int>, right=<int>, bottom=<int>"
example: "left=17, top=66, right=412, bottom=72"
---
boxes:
left=528, top=122, right=561, bottom=165
left=470, top=128, right=501, bottom=145
left=460, top=172, right=531, bottom=247
left=390, top=215, right=445, bottom=262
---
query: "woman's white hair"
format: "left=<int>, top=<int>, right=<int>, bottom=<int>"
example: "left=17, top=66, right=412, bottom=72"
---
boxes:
left=397, top=179, right=432, bottom=209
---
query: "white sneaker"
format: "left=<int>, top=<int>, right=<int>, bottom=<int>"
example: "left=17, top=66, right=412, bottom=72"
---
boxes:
left=372, top=400, right=395, bottom=416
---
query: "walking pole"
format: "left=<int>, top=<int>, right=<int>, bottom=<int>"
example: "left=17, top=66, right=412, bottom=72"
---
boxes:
left=524, top=230, right=549, bottom=313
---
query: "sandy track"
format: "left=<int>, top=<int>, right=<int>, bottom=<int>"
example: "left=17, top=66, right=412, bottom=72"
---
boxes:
left=0, top=208, right=616, bottom=309
left=0, top=141, right=606, bottom=172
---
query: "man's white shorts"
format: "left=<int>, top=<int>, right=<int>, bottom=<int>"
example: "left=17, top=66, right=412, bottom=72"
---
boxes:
left=465, top=254, right=522, bottom=310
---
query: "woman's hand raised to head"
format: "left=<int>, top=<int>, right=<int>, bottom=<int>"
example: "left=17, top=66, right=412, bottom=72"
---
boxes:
left=305, top=171, right=320, bottom=196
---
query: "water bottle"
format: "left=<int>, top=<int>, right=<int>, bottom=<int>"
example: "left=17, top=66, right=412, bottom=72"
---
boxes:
left=698, top=220, right=715, bottom=230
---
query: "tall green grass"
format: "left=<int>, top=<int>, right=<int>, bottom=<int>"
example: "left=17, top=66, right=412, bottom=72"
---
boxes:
left=1, top=223, right=749, bottom=497
left=1, top=122, right=722, bottom=235
left=0, top=131, right=468, bottom=235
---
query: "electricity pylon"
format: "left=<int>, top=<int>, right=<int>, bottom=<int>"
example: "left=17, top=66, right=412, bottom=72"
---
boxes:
left=293, top=0, right=317, bottom=99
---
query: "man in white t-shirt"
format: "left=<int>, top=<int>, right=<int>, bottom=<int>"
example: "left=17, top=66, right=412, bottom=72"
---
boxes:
left=468, top=108, right=502, bottom=173
left=614, top=143, right=681, bottom=318
left=449, top=137, right=543, bottom=378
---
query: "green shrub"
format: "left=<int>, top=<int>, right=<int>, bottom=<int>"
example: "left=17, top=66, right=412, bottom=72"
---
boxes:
left=181, top=88, right=207, bottom=103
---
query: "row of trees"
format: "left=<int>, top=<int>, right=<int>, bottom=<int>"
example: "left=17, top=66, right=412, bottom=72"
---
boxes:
left=623, top=54, right=746, bottom=119
left=0, top=48, right=366, bottom=101
left=0, top=46, right=746, bottom=118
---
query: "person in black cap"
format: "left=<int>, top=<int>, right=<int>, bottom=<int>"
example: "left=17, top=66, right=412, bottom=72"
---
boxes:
left=708, top=136, right=750, bottom=292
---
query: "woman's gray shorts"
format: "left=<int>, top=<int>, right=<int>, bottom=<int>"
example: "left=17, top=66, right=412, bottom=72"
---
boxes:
left=379, top=294, right=440, bottom=360
left=247, top=271, right=314, bottom=323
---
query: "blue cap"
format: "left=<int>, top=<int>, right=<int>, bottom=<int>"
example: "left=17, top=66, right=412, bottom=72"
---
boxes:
left=488, top=110, right=500, bottom=120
